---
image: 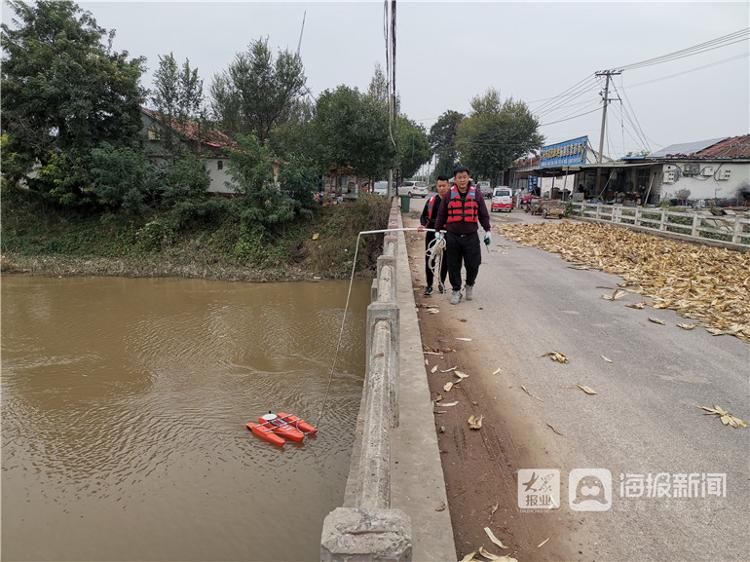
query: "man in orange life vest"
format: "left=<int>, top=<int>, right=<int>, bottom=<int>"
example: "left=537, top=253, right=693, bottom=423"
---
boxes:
left=434, top=165, right=492, bottom=305
left=418, top=175, right=450, bottom=296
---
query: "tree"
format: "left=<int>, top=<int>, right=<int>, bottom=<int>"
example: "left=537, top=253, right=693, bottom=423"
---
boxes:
left=228, top=133, right=296, bottom=232
left=1, top=0, right=145, bottom=203
left=152, top=52, right=205, bottom=154
left=456, top=89, right=543, bottom=184
left=429, top=110, right=464, bottom=177
left=312, top=86, right=394, bottom=181
left=210, top=38, right=306, bottom=141
left=396, top=116, right=430, bottom=179
left=367, top=63, right=389, bottom=105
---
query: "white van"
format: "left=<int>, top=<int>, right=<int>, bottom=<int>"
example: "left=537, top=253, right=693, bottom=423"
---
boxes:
left=491, top=187, right=513, bottom=212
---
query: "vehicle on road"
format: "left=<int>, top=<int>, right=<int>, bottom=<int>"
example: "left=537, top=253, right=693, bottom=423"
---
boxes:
left=476, top=180, right=492, bottom=198
left=491, top=186, right=513, bottom=212
left=373, top=180, right=389, bottom=197
left=398, top=180, right=429, bottom=198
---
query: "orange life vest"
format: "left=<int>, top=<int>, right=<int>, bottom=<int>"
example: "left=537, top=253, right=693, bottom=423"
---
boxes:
left=446, top=185, right=479, bottom=223
left=427, top=195, right=438, bottom=221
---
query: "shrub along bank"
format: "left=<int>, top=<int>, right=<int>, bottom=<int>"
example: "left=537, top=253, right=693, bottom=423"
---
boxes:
left=1, top=188, right=391, bottom=282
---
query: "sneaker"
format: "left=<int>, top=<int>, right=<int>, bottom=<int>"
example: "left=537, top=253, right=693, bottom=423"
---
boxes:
left=423, top=286, right=434, bottom=296
left=450, top=290, right=462, bottom=305
left=465, top=285, right=474, bottom=301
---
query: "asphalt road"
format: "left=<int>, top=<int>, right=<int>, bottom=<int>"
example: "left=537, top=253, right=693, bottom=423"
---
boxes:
left=405, top=196, right=750, bottom=561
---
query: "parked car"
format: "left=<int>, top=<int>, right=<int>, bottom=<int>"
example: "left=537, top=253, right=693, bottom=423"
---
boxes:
left=476, top=181, right=492, bottom=198
left=397, top=180, right=429, bottom=198
left=491, top=186, right=513, bottom=212
left=373, top=180, right=389, bottom=197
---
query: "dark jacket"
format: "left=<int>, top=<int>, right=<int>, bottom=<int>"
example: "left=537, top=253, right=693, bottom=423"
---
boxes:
left=434, top=184, right=491, bottom=234
left=420, top=194, right=443, bottom=229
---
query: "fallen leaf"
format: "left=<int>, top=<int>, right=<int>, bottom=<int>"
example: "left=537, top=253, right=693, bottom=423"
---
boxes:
left=435, top=502, right=446, bottom=512
left=430, top=365, right=438, bottom=373
left=434, top=394, right=443, bottom=402
left=601, top=289, right=626, bottom=301
left=699, top=405, right=747, bottom=428
left=537, top=537, right=551, bottom=548
left=492, top=368, right=502, bottom=375
left=601, top=355, right=613, bottom=363
left=478, top=546, right=504, bottom=560
left=648, top=317, right=665, bottom=325
left=427, top=308, right=440, bottom=315
left=425, top=359, right=429, bottom=365
left=456, top=337, right=473, bottom=342
left=490, top=503, right=499, bottom=516
left=577, top=384, right=597, bottom=395
left=521, top=385, right=544, bottom=401
left=439, top=425, right=446, bottom=433
left=626, top=302, right=646, bottom=309
left=542, top=351, right=568, bottom=364
left=677, top=323, right=698, bottom=330
left=483, top=527, right=509, bottom=549
left=546, top=423, right=564, bottom=436
left=440, top=366, right=458, bottom=373
left=455, top=371, right=469, bottom=379
left=460, top=551, right=476, bottom=562
left=443, top=382, right=454, bottom=392
left=468, top=415, right=483, bottom=429
left=311, top=232, right=320, bottom=240
left=441, top=401, right=459, bottom=407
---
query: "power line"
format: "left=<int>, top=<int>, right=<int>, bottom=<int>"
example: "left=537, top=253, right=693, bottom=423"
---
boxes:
left=627, top=52, right=749, bottom=89
left=614, top=27, right=749, bottom=71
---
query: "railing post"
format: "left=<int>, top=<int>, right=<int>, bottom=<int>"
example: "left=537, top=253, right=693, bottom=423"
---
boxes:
left=595, top=203, right=601, bottom=220
left=366, top=302, right=399, bottom=429
left=732, top=216, right=742, bottom=244
left=659, top=208, right=667, bottom=231
left=634, top=207, right=641, bottom=226
left=691, top=214, right=699, bottom=237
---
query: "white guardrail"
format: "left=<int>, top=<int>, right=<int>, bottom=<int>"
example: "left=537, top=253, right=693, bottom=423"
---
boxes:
left=569, top=203, right=750, bottom=249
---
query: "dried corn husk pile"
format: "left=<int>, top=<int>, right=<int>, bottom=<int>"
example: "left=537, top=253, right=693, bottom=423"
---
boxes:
left=499, top=222, right=750, bottom=343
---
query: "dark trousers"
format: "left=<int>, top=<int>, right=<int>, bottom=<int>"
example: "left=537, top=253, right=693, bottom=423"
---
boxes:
left=446, top=231, right=481, bottom=291
left=425, top=231, right=448, bottom=288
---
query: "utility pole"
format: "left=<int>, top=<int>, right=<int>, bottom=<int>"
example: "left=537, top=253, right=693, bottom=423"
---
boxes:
left=387, top=0, right=398, bottom=197
left=594, top=69, right=621, bottom=192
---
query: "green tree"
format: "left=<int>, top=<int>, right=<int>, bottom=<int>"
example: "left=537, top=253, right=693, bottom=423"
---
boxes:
left=456, top=89, right=543, bottom=184
left=367, top=63, right=389, bottom=105
left=429, top=110, right=464, bottom=177
left=1, top=0, right=145, bottom=203
left=312, top=86, right=394, bottom=181
left=228, top=133, right=296, bottom=232
left=210, top=38, right=306, bottom=141
left=396, top=116, right=430, bottom=179
left=152, top=52, right=205, bottom=154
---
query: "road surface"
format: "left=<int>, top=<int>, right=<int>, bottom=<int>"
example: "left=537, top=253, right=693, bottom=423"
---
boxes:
left=404, top=196, right=749, bottom=562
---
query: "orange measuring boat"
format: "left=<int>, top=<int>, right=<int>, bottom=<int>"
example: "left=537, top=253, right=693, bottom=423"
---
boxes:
left=246, top=421, right=286, bottom=447
left=277, top=412, right=318, bottom=435
left=256, top=413, right=305, bottom=443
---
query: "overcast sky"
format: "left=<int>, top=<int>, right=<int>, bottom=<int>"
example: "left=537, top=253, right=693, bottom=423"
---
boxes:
left=7, top=1, right=750, bottom=156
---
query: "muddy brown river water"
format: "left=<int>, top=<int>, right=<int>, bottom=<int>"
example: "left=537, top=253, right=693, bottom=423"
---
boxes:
left=1, top=276, right=369, bottom=561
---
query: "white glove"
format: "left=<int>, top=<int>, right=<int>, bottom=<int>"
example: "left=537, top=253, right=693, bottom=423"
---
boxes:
left=484, top=232, right=492, bottom=246
left=434, top=231, right=444, bottom=241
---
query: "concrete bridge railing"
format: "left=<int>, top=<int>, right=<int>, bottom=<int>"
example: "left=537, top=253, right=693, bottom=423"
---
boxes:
left=320, top=201, right=412, bottom=561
